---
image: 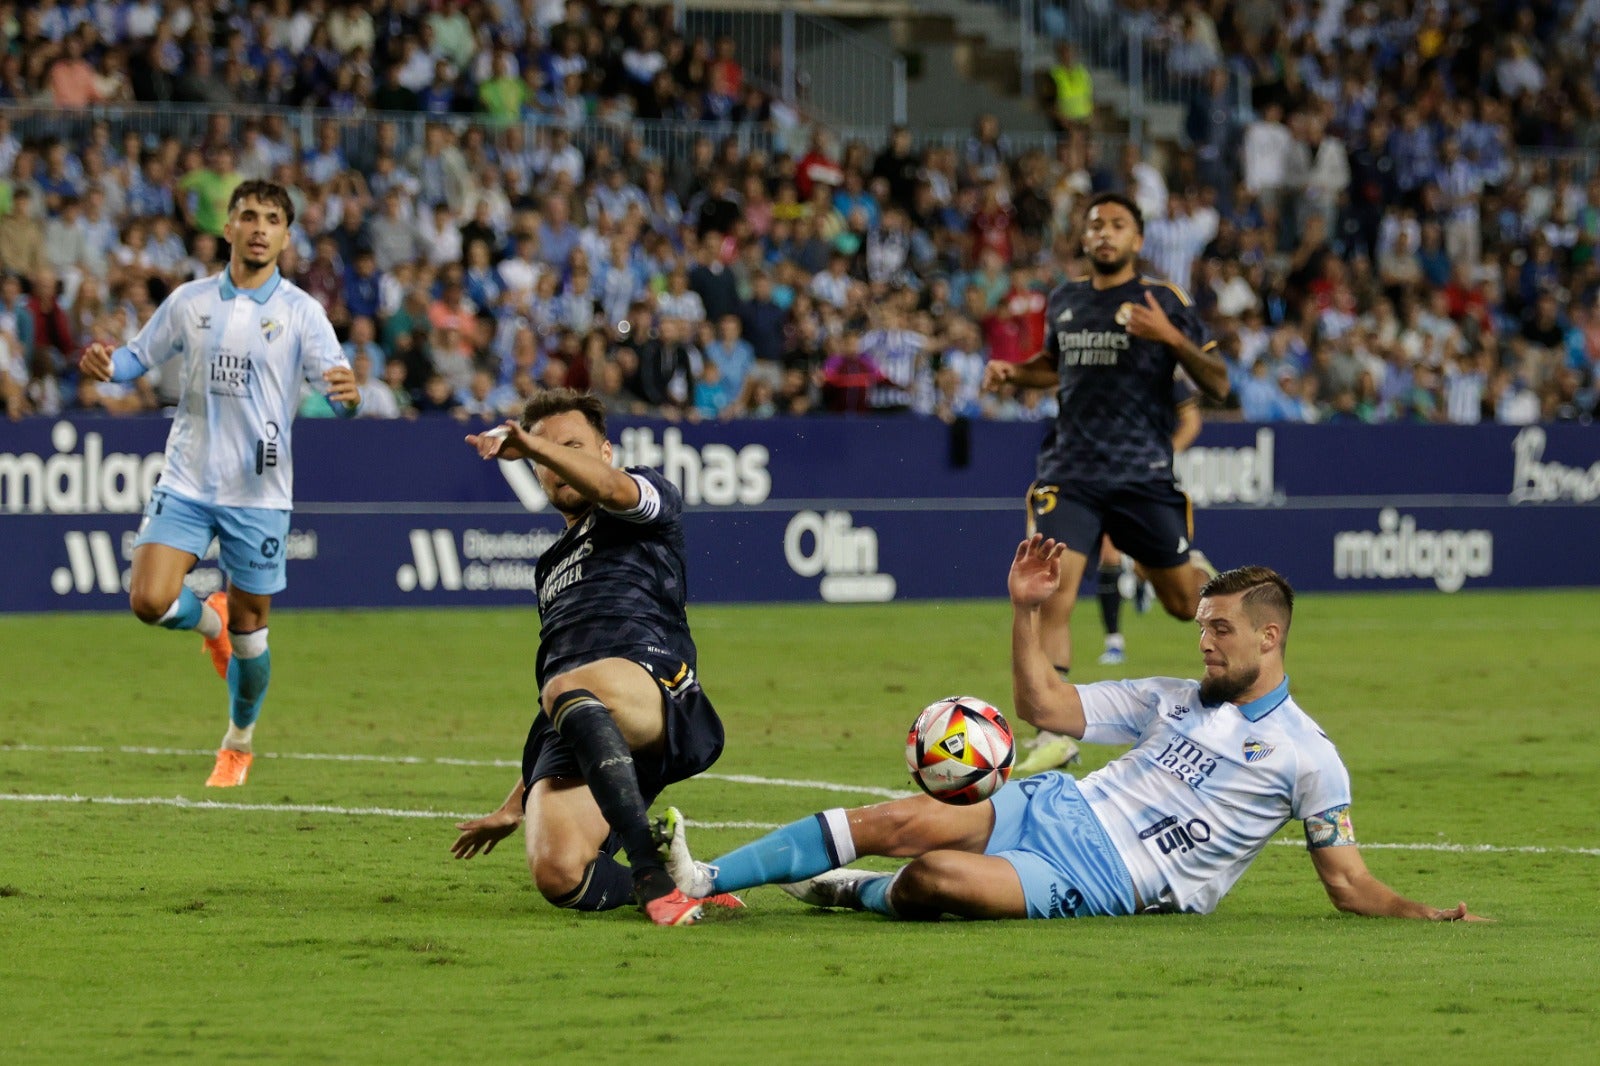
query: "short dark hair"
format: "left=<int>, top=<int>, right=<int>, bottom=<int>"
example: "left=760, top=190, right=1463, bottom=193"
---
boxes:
left=520, top=387, right=607, bottom=439
left=1084, top=191, right=1144, bottom=234
left=228, top=180, right=295, bottom=225
left=1201, top=565, right=1294, bottom=640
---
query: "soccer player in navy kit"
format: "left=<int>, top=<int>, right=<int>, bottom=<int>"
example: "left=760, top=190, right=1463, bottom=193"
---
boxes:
left=985, top=191, right=1231, bottom=776
left=449, top=389, right=730, bottom=926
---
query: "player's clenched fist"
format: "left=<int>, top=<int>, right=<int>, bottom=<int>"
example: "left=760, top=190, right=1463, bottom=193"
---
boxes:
left=80, top=342, right=116, bottom=382
left=982, top=359, right=1017, bottom=393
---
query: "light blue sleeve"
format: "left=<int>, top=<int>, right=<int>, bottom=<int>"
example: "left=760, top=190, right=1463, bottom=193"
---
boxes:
left=122, top=287, right=189, bottom=372
left=1078, top=679, right=1165, bottom=746
left=297, top=301, right=360, bottom=417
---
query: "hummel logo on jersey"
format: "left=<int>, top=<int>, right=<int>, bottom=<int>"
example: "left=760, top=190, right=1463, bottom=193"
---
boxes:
left=1056, top=308, right=1073, bottom=323
left=198, top=314, right=211, bottom=329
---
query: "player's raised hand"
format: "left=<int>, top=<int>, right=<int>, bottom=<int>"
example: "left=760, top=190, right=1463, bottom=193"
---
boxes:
left=450, top=806, right=523, bottom=859
left=981, top=359, right=1017, bottom=393
left=466, top=419, right=537, bottom=461
left=322, top=366, right=360, bottom=406
left=79, top=342, right=116, bottom=382
left=1008, top=533, right=1066, bottom=608
left=1125, top=291, right=1179, bottom=345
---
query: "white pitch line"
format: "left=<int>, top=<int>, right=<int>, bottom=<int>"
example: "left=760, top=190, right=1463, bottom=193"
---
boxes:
left=0, top=793, right=782, bottom=830
left=0, top=744, right=915, bottom=798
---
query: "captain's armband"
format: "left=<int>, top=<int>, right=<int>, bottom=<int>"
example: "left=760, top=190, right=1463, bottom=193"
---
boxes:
left=1303, top=804, right=1356, bottom=850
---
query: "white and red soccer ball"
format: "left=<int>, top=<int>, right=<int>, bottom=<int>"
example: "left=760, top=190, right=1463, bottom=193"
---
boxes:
left=906, top=696, right=1015, bottom=804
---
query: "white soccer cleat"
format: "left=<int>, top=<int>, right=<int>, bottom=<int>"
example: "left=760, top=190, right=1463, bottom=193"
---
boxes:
left=1014, top=730, right=1082, bottom=777
left=655, top=806, right=717, bottom=899
left=780, top=869, right=881, bottom=910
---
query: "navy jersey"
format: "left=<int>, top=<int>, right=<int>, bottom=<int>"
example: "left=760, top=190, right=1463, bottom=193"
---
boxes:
left=534, top=466, right=697, bottom=685
left=1036, top=276, right=1213, bottom=485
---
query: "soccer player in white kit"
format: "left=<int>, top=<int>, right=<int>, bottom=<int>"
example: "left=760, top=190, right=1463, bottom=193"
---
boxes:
left=659, top=536, right=1488, bottom=923
left=80, top=181, right=359, bottom=788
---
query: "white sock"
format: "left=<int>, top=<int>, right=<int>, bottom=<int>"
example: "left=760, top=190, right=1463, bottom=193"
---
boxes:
left=196, top=601, right=222, bottom=640
left=222, top=723, right=255, bottom=753
left=1105, top=633, right=1125, bottom=651
left=818, top=807, right=858, bottom=865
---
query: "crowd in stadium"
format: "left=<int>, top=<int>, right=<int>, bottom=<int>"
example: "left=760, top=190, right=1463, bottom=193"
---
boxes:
left=2, top=0, right=1599, bottom=425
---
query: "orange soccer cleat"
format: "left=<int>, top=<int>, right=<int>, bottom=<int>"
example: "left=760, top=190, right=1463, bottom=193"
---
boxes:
left=202, top=591, right=232, bottom=680
left=642, top=888, right=704, bottom=926
left=204, top=748, right=253, bottom=788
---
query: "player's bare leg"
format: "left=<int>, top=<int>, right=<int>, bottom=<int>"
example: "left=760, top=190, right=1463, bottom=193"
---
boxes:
left=539, top=659, right=701, bottom=923
left=1140, top=557, right=1211, bottom=622
left=525, top=775, right=636, bottom=908
left=883, top=851, right=1030, bottom=919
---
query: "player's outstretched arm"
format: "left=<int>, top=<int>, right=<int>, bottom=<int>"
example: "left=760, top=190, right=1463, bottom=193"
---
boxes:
left=1307, top=816, right=1491, bottom=921
left=1008, top=535, right=1087, bottom=738
left=467, top=420, right=640, bottom=511
left=451, top=778, right=526, bottom=860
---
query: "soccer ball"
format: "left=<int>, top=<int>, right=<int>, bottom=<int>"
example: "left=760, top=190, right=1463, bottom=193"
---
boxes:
left=906, top=696, right=1015, bottom=805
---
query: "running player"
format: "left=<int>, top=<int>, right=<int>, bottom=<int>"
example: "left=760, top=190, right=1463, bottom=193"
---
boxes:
left=79, top=180, right=358, bottom=788
left=658, top=536, right=1489, bottom=924
left=448, top=389, right=730, bottom=927
left=986, top=192, right=1230, bottom=777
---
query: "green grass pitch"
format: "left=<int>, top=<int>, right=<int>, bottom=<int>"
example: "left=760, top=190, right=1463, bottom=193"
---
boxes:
left=2, top=591, right=1597, bottom=1064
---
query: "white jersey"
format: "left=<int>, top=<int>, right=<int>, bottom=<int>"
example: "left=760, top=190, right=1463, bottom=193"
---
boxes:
left=1075, top=676, right=1351, bottom=915
left=123, top=270, right=348, bottom=510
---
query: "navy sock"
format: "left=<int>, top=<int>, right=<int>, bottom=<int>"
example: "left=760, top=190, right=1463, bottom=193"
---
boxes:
left=548, top=690, right=668, bottom=901
left=1097, top=564, right=1121, bottom=636
left=158, top=586, right=203, bottom=631
left=550, top=854, right=634, bottom=912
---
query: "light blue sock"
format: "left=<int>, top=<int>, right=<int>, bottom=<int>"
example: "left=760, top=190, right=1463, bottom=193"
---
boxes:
left=227, top=648, right=271, bottom=728
left=711, top=813, right=841, bottom=892
left=857, top=873, right=899, bottom=917
left=157, top=586, right=203, bottom=630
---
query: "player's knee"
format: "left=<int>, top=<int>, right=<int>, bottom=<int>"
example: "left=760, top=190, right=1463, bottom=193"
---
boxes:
left=528, top=849, right=591, bottom=904
left=128, top=587, right=170, bottom=625
left=1159, top=588, right=1198, bottom=621
left=894, top=852, right=964, bottom=909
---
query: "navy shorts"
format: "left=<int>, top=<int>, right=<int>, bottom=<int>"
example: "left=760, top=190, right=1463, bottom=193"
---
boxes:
left=522, top=652, right=725, bottom=820
left=1027, top=478, right=1194, bottom=570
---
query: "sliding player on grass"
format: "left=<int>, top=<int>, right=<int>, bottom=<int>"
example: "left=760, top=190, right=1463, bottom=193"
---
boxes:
left=80, top=181, right=358, bottom=788
left=449, top=389, right=733, bottom=927
left=659, top=536, right=1488, bottom=924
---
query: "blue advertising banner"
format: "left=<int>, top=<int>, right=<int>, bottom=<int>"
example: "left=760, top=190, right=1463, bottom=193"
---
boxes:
left=2, top=416, right=1598, bottom=613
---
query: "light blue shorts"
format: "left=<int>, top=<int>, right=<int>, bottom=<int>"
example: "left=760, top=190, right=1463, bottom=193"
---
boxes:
left=986, top=772, right=1138, bottom=919
left=134, top=488, right=291, bottom=595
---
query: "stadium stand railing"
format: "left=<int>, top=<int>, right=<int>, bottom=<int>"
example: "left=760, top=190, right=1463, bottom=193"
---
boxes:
left=679, top=7, right=908, bottom=128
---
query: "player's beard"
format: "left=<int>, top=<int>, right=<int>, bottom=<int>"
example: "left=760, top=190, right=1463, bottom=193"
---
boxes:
left=1088, top=247, right=1133, bottom=275
left=1200, top=662, right=1261, bottom=705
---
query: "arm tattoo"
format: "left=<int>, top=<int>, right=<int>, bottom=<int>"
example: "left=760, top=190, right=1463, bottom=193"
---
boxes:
left=1304, top=804, right=1357, bottom=850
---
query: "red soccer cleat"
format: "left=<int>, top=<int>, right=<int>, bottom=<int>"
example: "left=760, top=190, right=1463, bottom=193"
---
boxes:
left=642, top=888, right=704, bottom=926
